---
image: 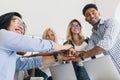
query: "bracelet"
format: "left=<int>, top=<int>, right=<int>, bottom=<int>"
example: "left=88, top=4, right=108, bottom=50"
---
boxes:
left=79, top=53, right=84, bottom=60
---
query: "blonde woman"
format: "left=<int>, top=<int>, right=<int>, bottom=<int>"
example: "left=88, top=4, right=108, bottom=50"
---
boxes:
left=0, top=12, right=72, bottom=80
left=27, top=28, right=60, bottom=80
left=65, top=19, right=90, bottom=80
left=42, top=28, right=58, bottom=65
left=43, top=28, right=57, bottom=43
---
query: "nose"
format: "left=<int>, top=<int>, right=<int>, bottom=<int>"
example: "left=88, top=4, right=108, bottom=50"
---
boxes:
left=90, top=14, right=94, bottom=18
left=49, top=36, right=52, bottom=40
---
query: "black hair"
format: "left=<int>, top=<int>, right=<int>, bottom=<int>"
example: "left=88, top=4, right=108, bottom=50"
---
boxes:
left=82, top=3, right=98, bottom=16
left=0, top=12, right=22, bottom=30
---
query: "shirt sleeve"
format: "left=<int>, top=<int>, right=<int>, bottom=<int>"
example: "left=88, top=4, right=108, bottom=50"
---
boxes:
left=84, top=37, right=95, bottom=51
left=97, top=18, right=120, bottom=51
left=0, top=29, right=54, bottom=52
left=16, top=56, right=42, bottom=70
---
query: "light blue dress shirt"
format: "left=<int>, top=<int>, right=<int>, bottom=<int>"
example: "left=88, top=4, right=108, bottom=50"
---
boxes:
left=85, top=18, right=120, bottom=74
left=0, top=29, right=54, bottom=80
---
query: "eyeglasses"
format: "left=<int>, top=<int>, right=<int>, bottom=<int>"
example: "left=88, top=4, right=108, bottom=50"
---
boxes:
left=11, top=18, right=26, bottom=28
left=71, top=24, right=80, bottom=28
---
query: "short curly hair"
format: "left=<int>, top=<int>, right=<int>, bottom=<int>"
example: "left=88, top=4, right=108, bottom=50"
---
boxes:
left=82, top=3, right=98, bottom=16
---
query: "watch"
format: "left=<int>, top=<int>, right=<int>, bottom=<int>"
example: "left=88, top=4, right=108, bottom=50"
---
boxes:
left=79, top=53, right=84, bottom=60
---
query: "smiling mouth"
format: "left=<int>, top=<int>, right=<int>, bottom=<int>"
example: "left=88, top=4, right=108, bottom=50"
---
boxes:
left=91, top=18, right=96, bottom=21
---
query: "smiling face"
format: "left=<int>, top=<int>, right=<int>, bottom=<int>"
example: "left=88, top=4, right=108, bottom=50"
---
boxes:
left=45, top=30, right=55, bottom=42
left=71, top=21, right=81, bottom=34
left=7, top=16, right=25, bottom=35
left=85, top=8, right=100, bottom=27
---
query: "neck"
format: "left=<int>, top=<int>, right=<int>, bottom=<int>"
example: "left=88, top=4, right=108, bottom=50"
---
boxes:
left=72, top=34, right=80, bottom=41
left=72, top=34, right=83, bottom=46
left=93, top=24, right=98, bottom=30
left=93, top=19, right=100, bottom=30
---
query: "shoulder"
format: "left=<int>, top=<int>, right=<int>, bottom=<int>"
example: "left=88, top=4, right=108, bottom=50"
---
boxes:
left=0, top=29, right=20, bottom=36
left=100, top=18, right=120, bottom=29
left=104, top=18, right=118, bottom=24
left=63, top=40, right=74, bottom=45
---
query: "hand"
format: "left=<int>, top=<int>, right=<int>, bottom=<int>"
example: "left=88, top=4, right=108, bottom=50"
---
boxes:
left=68, top=48, right=77, bottom=57
left=63, top=51, right=85, bottom=62
left=70, top=54, right=82, bottom=62
left=77, top=51, right=86, bottom=55
left=68, top=51, right=81, bottom=62
left=59, top=55, right=76, bottom=62
left=63, top=44, right=73, bottom=50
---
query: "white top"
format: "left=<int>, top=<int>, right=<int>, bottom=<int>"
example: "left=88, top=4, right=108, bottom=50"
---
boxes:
left=74, top=41, right=91, bottom=66
left=74, top=41, right=88, bottom=51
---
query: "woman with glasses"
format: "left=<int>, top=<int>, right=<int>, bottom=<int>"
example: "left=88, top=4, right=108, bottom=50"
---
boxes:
left=0, top=12, right=72, bottom=80
left=64, top=19, right=90, bottom=80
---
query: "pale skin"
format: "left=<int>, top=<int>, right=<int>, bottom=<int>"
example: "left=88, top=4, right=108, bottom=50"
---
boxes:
left=7, top=16, right=72, bottom=79
left=23, top=29, right=73, bottom=64
left=7, top=16, right=25, bottom=34
left=23, top=29, right=76, bottom=63
left=62, top=20, right=86, bottom=62
left=71, top=21, right=84, bottom=46
left=8, top=16, right=72, bottom=62
left=42, top=29, right=57, bottom=65
left=24, top=29, right=58, bottom=64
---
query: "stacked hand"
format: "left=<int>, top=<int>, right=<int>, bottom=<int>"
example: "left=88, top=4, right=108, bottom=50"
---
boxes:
left=59, top=48, right=86, bottom=62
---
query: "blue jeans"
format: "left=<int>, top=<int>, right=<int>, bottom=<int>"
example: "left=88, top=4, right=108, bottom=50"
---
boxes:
left=72, top=62, right=90, bottom=80
left=27, top=68, right=48, bottom=80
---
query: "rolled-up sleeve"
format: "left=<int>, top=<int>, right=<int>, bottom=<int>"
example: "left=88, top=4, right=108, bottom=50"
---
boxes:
left=16, top=56, right=42, bottom=70
left=84, top=38, right=95, bottom=51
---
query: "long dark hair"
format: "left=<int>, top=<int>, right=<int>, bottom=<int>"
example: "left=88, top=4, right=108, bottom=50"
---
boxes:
left=0, top=12, right=22, bottom=30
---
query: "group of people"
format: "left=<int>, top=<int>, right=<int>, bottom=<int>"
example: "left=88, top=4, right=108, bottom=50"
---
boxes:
left=0, top=3, right=120, bottom=80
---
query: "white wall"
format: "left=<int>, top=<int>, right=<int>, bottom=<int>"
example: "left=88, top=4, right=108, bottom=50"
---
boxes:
left=0, top=0, right=119, bottom=43
left=95, top=0, right=120, bottom=19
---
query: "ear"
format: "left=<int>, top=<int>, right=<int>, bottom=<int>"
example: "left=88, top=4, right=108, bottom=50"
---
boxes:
left=97, top=11, right=100, bottom=16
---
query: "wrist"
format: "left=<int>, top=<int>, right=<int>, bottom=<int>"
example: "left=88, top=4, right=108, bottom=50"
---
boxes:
left=79, top=53, right=84, bottom=60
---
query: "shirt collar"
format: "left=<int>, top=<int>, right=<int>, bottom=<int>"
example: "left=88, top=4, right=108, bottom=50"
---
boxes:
left=92, top=19, right=104, bottom=32
left=99, top=19, right=104, bottom=25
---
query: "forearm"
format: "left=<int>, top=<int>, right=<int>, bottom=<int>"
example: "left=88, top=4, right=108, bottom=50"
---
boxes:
left=83, top=46, right=105, bottom=58
left=53, top=42, right=72, bottom=51
left=16, top=57, right=42, bottom=70
left=17, top=52, right=26, bottom=55
left=25, top=50, right=64, bottom=57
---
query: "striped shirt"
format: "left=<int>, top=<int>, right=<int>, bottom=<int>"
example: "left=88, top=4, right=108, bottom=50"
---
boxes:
left=85, top=18, right=120, bottom=73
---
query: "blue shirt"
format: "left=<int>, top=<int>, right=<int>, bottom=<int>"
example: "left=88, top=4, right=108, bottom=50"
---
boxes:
left=85, top=18, right=120, bottom=73
left=0, top=29, right=54, bottom=80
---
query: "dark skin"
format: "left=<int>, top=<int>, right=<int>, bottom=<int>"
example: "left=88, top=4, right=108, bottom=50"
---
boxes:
left=22, top=50, right=68, bottom=57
